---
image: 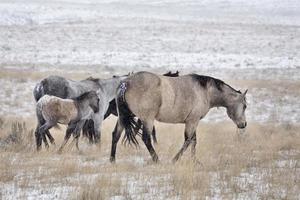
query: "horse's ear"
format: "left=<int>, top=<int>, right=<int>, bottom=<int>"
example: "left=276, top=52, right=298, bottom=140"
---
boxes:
left=243, top=89, right=248, bottom=96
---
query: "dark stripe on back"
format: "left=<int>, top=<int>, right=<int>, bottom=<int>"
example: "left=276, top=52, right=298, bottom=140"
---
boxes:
left=190, top=74, right=241, bottom=93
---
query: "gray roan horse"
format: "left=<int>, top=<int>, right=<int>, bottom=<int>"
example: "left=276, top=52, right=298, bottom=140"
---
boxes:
left=33, top=75, right=127, bottom=148
left=110, top=71, right=247, bottom=163
left=35, top=91, right=100, bottom=151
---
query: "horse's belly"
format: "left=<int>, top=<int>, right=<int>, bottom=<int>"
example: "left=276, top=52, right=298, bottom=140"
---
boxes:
left=155, top=107, right=189, bottom=123
left=57, top=118, right=71, bottom=124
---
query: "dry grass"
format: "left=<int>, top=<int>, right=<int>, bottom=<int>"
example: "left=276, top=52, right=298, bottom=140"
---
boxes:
left=0, top=116, right=299, bottom=199
left=0, top=68, right=113, bottom=81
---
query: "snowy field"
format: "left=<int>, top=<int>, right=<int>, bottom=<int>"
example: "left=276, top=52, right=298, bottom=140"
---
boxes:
left=0, top=0, right=300, bottom=123
left=0, top=0, right=300, bottom=199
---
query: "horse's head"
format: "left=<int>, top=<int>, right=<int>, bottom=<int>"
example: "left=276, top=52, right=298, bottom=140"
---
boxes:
left=88, top=91, right=100, bottom=113
left=226, top=89, right=248, bottom=129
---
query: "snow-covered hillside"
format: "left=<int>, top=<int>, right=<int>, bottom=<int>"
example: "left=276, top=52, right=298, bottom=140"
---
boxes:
left=0, top=0, right=299, bottom=123
left=0, top=0, right=299, bottom=69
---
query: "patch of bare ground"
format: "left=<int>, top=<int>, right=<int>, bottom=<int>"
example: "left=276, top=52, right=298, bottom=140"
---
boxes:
left=0, top=117, right=299, bottom=199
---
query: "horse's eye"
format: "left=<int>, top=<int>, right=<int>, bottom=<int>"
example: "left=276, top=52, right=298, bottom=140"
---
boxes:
left=243, top=105, right=247, bottom=110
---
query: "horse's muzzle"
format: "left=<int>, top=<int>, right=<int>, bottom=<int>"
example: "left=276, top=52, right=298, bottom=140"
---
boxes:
left=237, top=122, right=247, bottom=129
left=92, top=106, right=99, bottom=113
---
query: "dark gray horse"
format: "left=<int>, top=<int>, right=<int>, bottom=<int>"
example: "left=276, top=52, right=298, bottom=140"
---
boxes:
left=35, top=91, right=100, bottom=151
left=110, top=72, right=248, bottom=163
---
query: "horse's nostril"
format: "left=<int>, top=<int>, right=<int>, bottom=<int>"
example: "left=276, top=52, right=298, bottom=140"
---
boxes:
left=238, top=122, right=247, bottom=129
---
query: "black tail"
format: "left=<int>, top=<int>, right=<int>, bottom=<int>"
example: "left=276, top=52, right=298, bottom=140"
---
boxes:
left=116, top=83, right=140, bottom=146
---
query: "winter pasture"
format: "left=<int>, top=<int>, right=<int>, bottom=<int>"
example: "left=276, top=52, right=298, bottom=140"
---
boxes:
left=0, top=0, right=299, bottom=199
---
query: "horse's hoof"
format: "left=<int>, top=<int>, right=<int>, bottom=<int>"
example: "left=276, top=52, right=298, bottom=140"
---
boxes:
left=78, top=150, right=83, bottom=155
left=57, top=149, right=63, bottom=154
left=172, top=157, right=179, bottom=163
left=110, top=157, right=116, bottom=163
left=193, top=159, right=204, bottom=167
left=153, top=157, right=159, bottom=164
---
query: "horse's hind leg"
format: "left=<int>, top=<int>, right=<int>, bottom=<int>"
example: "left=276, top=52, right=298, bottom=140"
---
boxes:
left=136, top=119, right=157, bottom=144
left=35, top=125, right=42, bottom=151
left=152, top=126, right=158, bottom=144
left=45, top=130, right=55, bottom=145
left=35, top=109, right=47, bottom=151
left=142, top=121, right=159, bottom=163
left=38, top=121, right=55, bottom=149
left=110, top=120, right=124, bottom=163
left=42, top=133, right=49, bottom=149
left=173, top=121, right=198, bottom=163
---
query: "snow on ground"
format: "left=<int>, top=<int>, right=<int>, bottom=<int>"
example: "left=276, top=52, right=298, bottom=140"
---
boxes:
left=0, top=0, right=300, bottom=69
left=0, top=1, right=299, bottom=199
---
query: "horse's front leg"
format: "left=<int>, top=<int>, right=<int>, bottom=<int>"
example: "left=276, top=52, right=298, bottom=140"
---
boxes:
left=92, top=112, right=103, bottom=144
left=190, top=131, right=197, bottom=160
left=173, top=121, right=198, bottom=163
left=58, top=123, right=75, bottom=153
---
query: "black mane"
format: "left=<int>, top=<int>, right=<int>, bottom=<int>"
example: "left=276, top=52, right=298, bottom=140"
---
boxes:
left=86, top=77, right=100, bottom=82
left=163, top=71, right=179, bottom=77
left=190, top=74, right=240, bottom=93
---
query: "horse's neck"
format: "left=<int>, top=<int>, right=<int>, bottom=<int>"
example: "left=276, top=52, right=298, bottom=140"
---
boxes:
left=208, top=85, right=235, bottom=109
left=75, top=99, right=91, bottom=120
left=99, top=78, right=124, bottom=101
left=69, top=80, right=95, bottom=98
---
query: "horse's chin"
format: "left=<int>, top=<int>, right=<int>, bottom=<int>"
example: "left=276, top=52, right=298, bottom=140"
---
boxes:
left=237, top=127, right=246, bottom=135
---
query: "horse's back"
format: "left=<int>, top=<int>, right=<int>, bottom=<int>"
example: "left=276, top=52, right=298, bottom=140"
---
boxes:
left=37, top=95, right=77, bottom=124
left=123, top=72, right=209, bottom=123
